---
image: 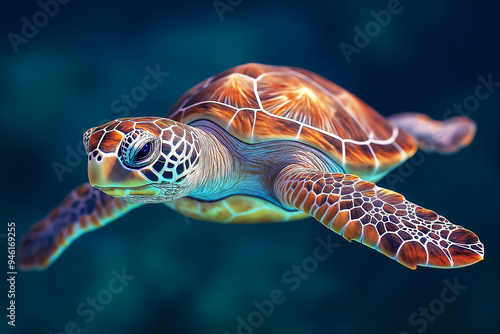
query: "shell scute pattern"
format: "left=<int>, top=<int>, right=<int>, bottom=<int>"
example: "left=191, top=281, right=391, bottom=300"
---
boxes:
left=167, top=63, right=417, bottom=180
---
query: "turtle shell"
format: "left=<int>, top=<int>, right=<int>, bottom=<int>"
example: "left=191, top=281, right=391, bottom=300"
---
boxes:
left=166, top=63, right=416, bottom=180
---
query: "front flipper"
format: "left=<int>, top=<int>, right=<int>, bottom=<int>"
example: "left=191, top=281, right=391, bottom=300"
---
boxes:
left=19, top=183, right=141, bottom=270
left=274, top=167, right=484, bottom=269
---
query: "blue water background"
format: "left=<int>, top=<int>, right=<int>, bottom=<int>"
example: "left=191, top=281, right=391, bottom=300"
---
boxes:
left=1, top=1, right=499, bottom=333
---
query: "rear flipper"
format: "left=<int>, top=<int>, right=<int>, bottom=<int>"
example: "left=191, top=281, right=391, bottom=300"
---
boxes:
left=19, top=183, right=141, bottom=270
left=388, top=112, right=476, bottom=154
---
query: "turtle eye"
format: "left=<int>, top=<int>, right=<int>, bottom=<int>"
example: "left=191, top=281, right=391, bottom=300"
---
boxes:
left=120, top=130, right=160, bottom=169
left=135, top=142, right=152, bottom=163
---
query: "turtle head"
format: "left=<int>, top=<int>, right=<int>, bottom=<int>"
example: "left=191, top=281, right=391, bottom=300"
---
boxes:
left=84, top=117, right=201, bottom=203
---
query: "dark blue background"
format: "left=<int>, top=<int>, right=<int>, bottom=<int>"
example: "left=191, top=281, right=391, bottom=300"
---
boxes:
left=1, top=1, right=499, bottom=333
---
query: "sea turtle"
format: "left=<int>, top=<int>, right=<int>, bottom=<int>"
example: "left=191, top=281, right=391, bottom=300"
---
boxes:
left=19, top=63, right=484, bottom=271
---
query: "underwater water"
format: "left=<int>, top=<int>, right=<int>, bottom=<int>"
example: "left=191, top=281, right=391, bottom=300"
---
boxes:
left=1, top=0, right=499, bottom=333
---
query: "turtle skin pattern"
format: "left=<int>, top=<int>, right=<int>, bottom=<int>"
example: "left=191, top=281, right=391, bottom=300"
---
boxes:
left=275, top=167, right=484, bottom=269
left=85, top=117, right=201, bottom=187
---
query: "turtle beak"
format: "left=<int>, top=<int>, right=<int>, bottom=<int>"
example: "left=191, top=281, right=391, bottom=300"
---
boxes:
left=87, top=155, right=116, bottom=188
left=87, top=155, right=148, bottom=190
